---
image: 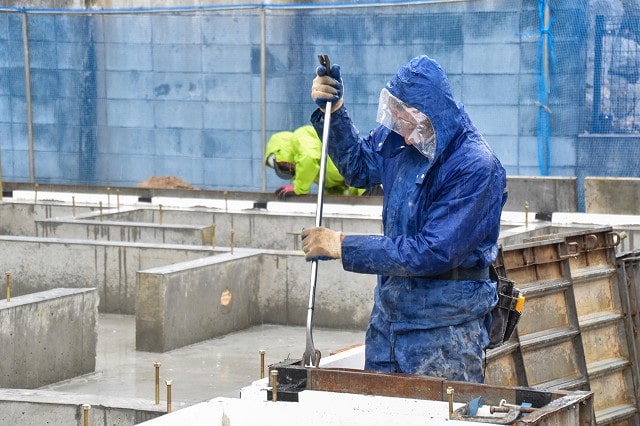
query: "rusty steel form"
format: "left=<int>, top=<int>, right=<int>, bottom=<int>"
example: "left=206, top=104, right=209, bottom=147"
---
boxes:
left=487, top=227, right=639, bottom=425
left=265, top=362, right=596, bottom=425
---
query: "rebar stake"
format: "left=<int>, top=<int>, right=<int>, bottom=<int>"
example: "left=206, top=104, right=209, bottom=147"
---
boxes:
left=154, top=362, right=161, bottom=404
left=116, top=189, right=120, bottom=211
left=5, top=272, right=11, bottom=303
left=166, top=380, right=172, bottom=413
left=82, top=404, right=90, bottom=426
left=525, top=201, right=529, bottom=229
left=270, top=370, right=278, bottom=402
left=259, top=349, right=266, bottom=379
left=99, top=201, right=103, bottom=221
left=72, top=196, right=76, bottom=217
left=447, top=387, right=454, bottom=419
left=107, top=187, right=111, bottom=208
left=159, top=204, right=163, bottom=225
left=230, top=230, right=234, bottom=255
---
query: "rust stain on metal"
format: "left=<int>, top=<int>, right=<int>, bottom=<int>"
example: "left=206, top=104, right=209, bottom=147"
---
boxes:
left=307, top=368, right=443, bottom=400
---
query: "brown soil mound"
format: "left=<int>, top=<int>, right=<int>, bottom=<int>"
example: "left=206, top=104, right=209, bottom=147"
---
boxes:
left=137, top=176, right=196, bottom=190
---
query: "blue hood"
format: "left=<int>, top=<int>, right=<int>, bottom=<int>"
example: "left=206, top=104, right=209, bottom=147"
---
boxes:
left=383, top=55, right=463, bottom=166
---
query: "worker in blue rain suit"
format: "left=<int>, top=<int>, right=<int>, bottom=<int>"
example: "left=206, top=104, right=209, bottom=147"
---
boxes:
left=265, top=125, right=368, bottom=200
left=301, top=55, right=508, bottom=383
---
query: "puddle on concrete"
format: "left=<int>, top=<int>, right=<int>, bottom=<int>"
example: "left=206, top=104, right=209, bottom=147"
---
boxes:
left=40, top=314, right=365, bottom=404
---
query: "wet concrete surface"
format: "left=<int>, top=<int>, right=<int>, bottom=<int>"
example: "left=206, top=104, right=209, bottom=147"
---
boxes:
left=40, top=314, right=365, bottom=405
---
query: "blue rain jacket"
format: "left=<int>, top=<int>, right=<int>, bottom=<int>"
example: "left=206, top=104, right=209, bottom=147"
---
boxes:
left=311, top=55, right=507, bottom=381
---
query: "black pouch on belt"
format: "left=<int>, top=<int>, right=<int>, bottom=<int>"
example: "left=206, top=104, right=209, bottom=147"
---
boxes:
left=487, top=265, right=521, bottom=349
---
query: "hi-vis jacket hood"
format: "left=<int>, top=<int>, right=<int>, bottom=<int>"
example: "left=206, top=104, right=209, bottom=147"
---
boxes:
left=310, top=55, right=508, bottom=330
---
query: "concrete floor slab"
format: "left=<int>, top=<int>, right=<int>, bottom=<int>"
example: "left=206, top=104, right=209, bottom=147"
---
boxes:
left=39, top=314, right=365, bottom=405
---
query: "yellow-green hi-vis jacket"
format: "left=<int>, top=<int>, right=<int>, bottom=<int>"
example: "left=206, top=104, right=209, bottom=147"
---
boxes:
left=264, top=125, right=365, bottom=196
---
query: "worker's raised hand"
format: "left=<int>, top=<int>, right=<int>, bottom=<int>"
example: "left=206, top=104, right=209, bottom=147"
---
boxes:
left=275, top=184, right=295, bottom=200
left=311, top=64, right=344, bottom=113
left=301, top=227, right=343, bottom=261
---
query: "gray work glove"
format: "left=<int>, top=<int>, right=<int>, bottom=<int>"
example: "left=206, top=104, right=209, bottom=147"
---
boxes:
left=311, top=64, right=344, bottom=113
left=301, top=227, right=343, bottom=261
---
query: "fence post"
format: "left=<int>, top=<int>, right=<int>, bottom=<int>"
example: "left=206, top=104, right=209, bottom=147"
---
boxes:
left=260, top=6, right=267, bottom=192
left=0, top=145, right=3, bottom=202
left=21, top=12, right=35, bottom=182
left=591, top=15, right=605, bottom=133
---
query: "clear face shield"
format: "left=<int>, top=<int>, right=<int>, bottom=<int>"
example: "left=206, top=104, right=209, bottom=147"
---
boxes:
left=267, top=153, right=295, bottom=179
left=376, top=88, right=437, bottom=161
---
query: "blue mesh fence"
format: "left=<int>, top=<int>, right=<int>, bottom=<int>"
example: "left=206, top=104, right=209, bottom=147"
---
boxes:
left=591, top=14, right=640, bottom=133
left=0, top=1, right=638, bottom=209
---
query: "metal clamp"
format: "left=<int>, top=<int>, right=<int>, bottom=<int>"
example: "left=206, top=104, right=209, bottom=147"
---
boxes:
left=560, top=241, right=580, bottom=259
left=606, top=231, right=622, bottom=248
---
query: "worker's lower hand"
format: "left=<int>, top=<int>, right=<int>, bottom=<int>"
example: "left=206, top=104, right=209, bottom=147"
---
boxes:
left=275, top=184, right=296, bottom=200
left=311, top=64, right=344, bottom=113
left=301, top=227, right=343, bottom=261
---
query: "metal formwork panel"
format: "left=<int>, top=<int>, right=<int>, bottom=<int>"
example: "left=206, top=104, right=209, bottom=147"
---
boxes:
left=298, top=367, right=597, bottom=425
left=564, top=229, right=638, bottom=425
left=516, top=288, right=572, bottom=335
left=520, top=336, right=586, bottom=389
left=500, top=238, right=590, bottom=392
left=488, top=227, right=640, bottom=424
left=564, top=229, right=620, bottom=271
left=526, top=228, right=639, bottom=425
left=616, top=251, right=640, bottom=425
left=484, top=341, right=527, bottom=388
left=588, top=363, right=637, bottom=416
left=580, top=318, right=627, bottom=366
left=616, top=252, right=640, bottom=367
left=572, top=271, right=617, bottom=317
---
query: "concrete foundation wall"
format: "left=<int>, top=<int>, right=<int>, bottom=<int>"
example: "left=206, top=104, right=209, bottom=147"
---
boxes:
left=33, top=206, right=383, bottom=251
left=0, top=389, right=169, bottom=426
left=0, top=288, right=98, bottom=388
left=504, top=176, right=578, bottom=213
left=136, top=249, right=376, bottom=352
left=0, top=202, right=95, bottom=236
left=136, top=251, right=260, bottom=352
left=0, top=236, right=218, bottom=314
left=257, top=253, right=376, bottom=330
left=576, top=135, right=640, bottom=212
left=36, top=215, right=213, bottom=246
left=584, top=177, right=640, bottom=215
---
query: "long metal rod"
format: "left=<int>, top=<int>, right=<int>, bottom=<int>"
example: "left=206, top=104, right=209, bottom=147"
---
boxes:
left=304, top=99, right=332, bottom=367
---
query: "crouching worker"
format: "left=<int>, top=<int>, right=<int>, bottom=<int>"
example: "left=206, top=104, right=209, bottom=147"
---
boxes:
left=302, top=55, right=508, bottom=383
left=265, top=125, right=379, bottom=200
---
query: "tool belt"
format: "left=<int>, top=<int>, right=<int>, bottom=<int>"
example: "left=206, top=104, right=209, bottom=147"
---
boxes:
left=487, top=265, right=523, bottom=349
left=432, top=267, right=490, bottom=281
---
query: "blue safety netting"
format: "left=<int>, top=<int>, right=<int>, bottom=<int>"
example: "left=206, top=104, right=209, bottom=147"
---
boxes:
left=0, top=1, right=638, bottom=209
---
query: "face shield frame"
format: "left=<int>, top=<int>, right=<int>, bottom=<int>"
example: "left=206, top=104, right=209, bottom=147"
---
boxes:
left=376, top=88, right=437, bottom=161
